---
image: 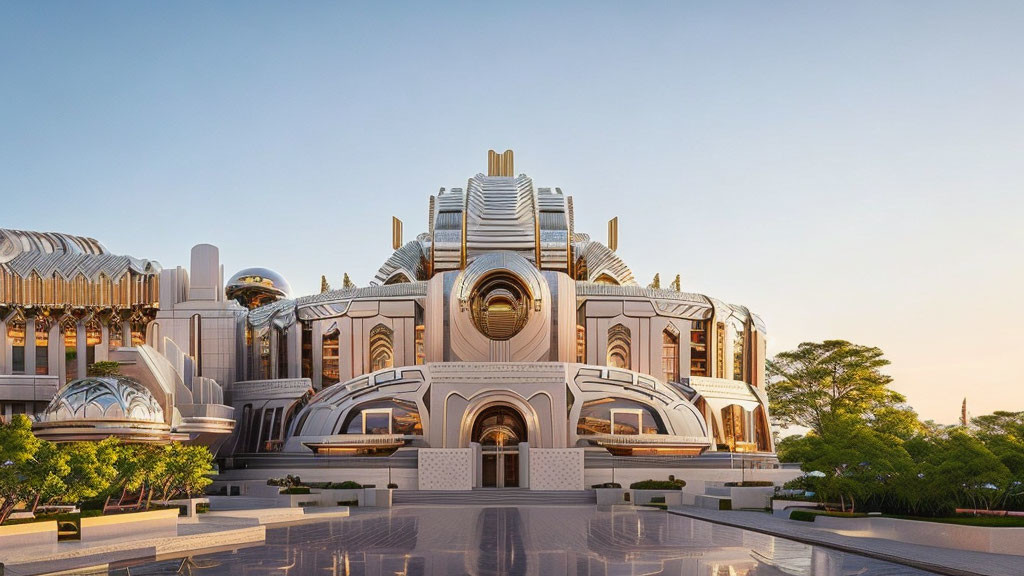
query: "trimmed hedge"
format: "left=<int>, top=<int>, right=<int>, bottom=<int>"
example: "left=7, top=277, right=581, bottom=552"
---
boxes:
left=630, top=479, right=686, bottom=490
left=591, top=482, right=622, bottom=489
left=280, top=487, right=311, bottom=495
left=790, top=509, right=817, bottom=522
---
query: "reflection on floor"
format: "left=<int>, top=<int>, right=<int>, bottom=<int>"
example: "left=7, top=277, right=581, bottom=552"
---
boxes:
left=117, top=506, right=937, bottom=576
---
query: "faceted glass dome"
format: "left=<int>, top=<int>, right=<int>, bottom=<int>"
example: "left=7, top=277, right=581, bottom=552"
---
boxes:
left=42, top=376, right=165, bottom=423
left=225, top=267, right=293, bottom=309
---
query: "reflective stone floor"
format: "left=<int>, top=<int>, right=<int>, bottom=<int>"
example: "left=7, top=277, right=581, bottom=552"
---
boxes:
left=118, top=506, right=937, bottom=575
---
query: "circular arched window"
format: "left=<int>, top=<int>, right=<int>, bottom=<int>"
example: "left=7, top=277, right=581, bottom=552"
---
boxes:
left=470, top=272, right=532, bottom=340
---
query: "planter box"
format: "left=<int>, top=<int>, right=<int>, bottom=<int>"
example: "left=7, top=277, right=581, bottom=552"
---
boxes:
left=632, top=490, right=684, bottom=507
left=813, top=515, right=1024, bottom=556
left=0, top=520, right=57, bottom=551
left=80, top=509, right=178, bottom=542
left=705, top=483, right=774, bottom=509
left=596, top=488, right=629, bottom=507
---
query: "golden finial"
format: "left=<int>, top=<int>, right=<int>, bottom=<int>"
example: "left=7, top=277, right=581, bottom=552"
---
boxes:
left=342, top=273, right=354, bottom=289
left=648, top=273, right=661, bottom=290
left=669, top=274, right=681, bottom=291
left=392, top=217, right=403, bottom=250
left=320, top=275, right=331, bottom=293
left=607, top=217, right=619, bottom=252
left=487, top=149, right=515, bottom=177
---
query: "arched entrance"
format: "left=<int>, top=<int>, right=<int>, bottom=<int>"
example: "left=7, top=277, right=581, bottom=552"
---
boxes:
left=472, top=405, right=527, bottom=488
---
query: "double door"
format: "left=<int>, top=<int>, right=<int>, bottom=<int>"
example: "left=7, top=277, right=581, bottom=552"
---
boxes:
left=481, top=445, right=519, bottom=488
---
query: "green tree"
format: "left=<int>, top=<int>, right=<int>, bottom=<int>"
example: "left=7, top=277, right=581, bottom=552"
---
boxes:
left=59, top=439, right=119, bottom=503
left=86, top=361, right=122, bottom=377
left=0, top=415, right=41, bottom=524
left=767, top=340, right=904, bottom=435
left=869, top=405, right=925, bottom=442
left=113, top=442, right=167, bottom=509
left=158, top=443, right=214, bottom=501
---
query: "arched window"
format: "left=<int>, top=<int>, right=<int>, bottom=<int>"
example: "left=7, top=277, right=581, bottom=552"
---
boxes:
left=7, top=314, right=26, bottom=375
left=662, top=327, right=679, bottom=383
left=189, top=314, right=202, bottom=375
left=341, top=398, right=422, bottom=435
left=721, top=404, right=751, bottom=451
left=61, top=316, right=78, bottom=382
left=576, top=398, right=665, bottom=436
left=35, top=316, right=51, bottom=375
left=606, top=324, right=631, bottom=369
left=731, top=318, right=745, bottom=382
left=322, top=329, right=340, bottom=388
left=369, top=324, right=394, bottom=372
left=276, top=326, right=288, bottom=378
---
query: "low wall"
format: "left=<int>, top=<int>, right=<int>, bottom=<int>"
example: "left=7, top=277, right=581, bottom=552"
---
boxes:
left=583, top=468, right=801, bottom=495
left=813, top=515, right=1024, bottom=556
left=703, top=484, right=774, bottom=509
left=418, top=448, right=473, bottom=490
left=529, top=448, right=584, bottom=490
left=632, top=490, right=684, bottom=507
left=0, top=520, right=58, bottom=551
left=80, top=508, right=179, bottom=542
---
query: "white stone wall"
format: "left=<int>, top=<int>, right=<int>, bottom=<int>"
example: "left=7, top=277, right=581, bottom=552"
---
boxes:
left=528, top=448, right=584, bottom=490
left=418, top=448, right=473, bottom=490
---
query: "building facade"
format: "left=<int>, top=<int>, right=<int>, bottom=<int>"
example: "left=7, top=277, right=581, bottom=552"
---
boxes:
left=6, top=151, right=784, bottom=489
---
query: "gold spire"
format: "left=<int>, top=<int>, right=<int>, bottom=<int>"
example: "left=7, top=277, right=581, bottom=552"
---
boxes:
left=392, top=216, right=403, bottom=250
left=648, top=273, right=661, bottom=290
left=342, top=273, right=354, bottom=289
left=487, top=149, right=515, bottom=177
left=669, top=274, right=681, bottom=292
left=607, top=217, right=619, bottom=252
left=320, top=275, right=331, bottom=293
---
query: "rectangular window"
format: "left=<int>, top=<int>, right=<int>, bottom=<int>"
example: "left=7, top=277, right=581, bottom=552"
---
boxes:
left=415, top=325, right=425, bottom=365
left=732, top=320, right=745, bottom=382
left=689, top=320, right=708, bottom=377
left=662, top=330, right=679, bottom=383
left=301, top=324, right=312, bottom=379
left=610, top=409, right=643, bottom=435
left=8, top=322, right=25, bottom=374
left=322, top=331, right=340, bottom=387
left=576, top=325, right=586, bottom=364
left=715, top=322, right=725, bottom=379
left=363, top=409, right=392, bottom=435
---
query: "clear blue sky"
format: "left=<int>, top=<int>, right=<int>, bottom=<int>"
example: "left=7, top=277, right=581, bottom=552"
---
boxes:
left=2, top=2, right=1022, bottom=423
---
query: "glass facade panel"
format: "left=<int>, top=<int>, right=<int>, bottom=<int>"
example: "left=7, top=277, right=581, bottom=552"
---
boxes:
left=731, top=318, right=745, bottom=382
left=342, top=399, right=423, bottom=435
left=689, top=320, right=707, bottom=377
left=8, top=318, right=25, bottom=374
left=35, top=317, right=50, bottom=375
left=606, top=324, right=630, bottom=369
left=322, top=330, right=340, bottom=387
left=662, top=329, right=679, bottom=383
left=576, top=398, right=663, bottom=435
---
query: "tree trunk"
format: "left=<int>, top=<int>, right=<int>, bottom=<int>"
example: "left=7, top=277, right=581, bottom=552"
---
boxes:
left=839, top=493, right=846, bottom=513
left=30, top=493, right=40, bottom=514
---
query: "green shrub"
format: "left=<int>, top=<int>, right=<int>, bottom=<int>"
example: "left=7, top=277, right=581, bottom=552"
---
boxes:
left=629, top=479, right=685, bottom=490
left=280, top=487, right=311, bottom=495
left=650, top=496, right=666, bottom=503
left=591, top=482, right=622, bottom=489
left=719, top=499, right=732, bottom=511
left=724, top=481, right=774, bottom=487
left=337, top=500, right=359, bottom=506
left=790, top=509, right=817, bottom=522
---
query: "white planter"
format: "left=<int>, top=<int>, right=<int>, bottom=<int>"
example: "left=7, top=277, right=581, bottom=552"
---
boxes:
left=80, top=509, right=178, bottom=542
left=0, top=520, right=57, bottom=551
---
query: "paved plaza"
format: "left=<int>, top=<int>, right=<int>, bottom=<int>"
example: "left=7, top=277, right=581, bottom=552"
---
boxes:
left=117, top=505, right=937, bottom=576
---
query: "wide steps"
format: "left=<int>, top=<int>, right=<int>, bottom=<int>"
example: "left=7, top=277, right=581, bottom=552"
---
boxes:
left=393, top=489, right=596, bottom=506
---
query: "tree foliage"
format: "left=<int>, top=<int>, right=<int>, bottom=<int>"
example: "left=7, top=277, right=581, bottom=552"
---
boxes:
left=768, top=340, right=904, bottom=435
left=0, top=418, right=216, bottom=524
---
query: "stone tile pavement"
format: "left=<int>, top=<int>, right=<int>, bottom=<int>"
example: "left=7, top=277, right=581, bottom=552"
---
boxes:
left=668, top=505, right=1024, bottom=576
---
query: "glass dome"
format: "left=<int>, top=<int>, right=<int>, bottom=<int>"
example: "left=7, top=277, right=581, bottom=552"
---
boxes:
left=225, top=267, right=293, bottom=309
left=42, top=376, right=165, bottom=423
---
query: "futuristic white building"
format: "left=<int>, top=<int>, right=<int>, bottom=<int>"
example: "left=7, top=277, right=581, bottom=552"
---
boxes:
left=4, top=151, right=784, bottom=490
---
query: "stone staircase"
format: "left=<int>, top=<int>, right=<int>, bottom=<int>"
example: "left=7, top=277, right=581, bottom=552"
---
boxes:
left=392, top=489, right=597, bottom=506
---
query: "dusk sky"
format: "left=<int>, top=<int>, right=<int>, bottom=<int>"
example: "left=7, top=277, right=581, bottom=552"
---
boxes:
left=2, top=2, right=1021, bottom=424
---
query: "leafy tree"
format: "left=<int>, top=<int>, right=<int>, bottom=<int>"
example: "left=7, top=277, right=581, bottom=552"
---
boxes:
left=767, top=340, right=904, bottom=435
left=868, top=405, right=925, bottom=442
left=0, top=415, right=41, bottom=524
left=59, top=439, right=119, bottom=503
left=158, top=443, right=214, bottom=501
left=113, top=442, right=167, bottom=508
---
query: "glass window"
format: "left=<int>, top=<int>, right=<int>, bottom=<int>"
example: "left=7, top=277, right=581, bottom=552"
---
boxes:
left=576, top=324, right=586, bottom=364
left=414, top=325, right=425, bottom=365
left=35, top=316, right=50, bottom=375
left=189, top=314, right=202, bottom=375
left=301, top=323, right=312, bottom=378
left=276, top=327, right=288, bottom=378
left=108, top=321, right=123, bottom=349
left=369, top=324, right=394, bottom=372
left=662, top=329, right=679, bottom=383
left=8, top=317, right=25, bottom=374
left=63, top=319, right=78, bottom=382
left=342, top=398, right=422, bottom=435
left=258, top=332, right=271, bottom=379
left=731, top=318, right=745, bottom=382
left=322, top=330, right=340, bottom=387
left=606, top=324, right=630, bottom=369
left=576, top=398, right=664, bottom=436
left=689, top=320, right=708, bottom=377
left=715, top=322, right=725, bottom=378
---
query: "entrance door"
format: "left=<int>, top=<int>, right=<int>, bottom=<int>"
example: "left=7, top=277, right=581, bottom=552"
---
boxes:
left=472, top=406, right=527, bottom=488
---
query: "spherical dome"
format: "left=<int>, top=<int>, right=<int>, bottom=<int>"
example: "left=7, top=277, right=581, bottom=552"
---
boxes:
left=225, top=267, right=292, bottom=309
left=42, top=376, right=165, bottom=424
